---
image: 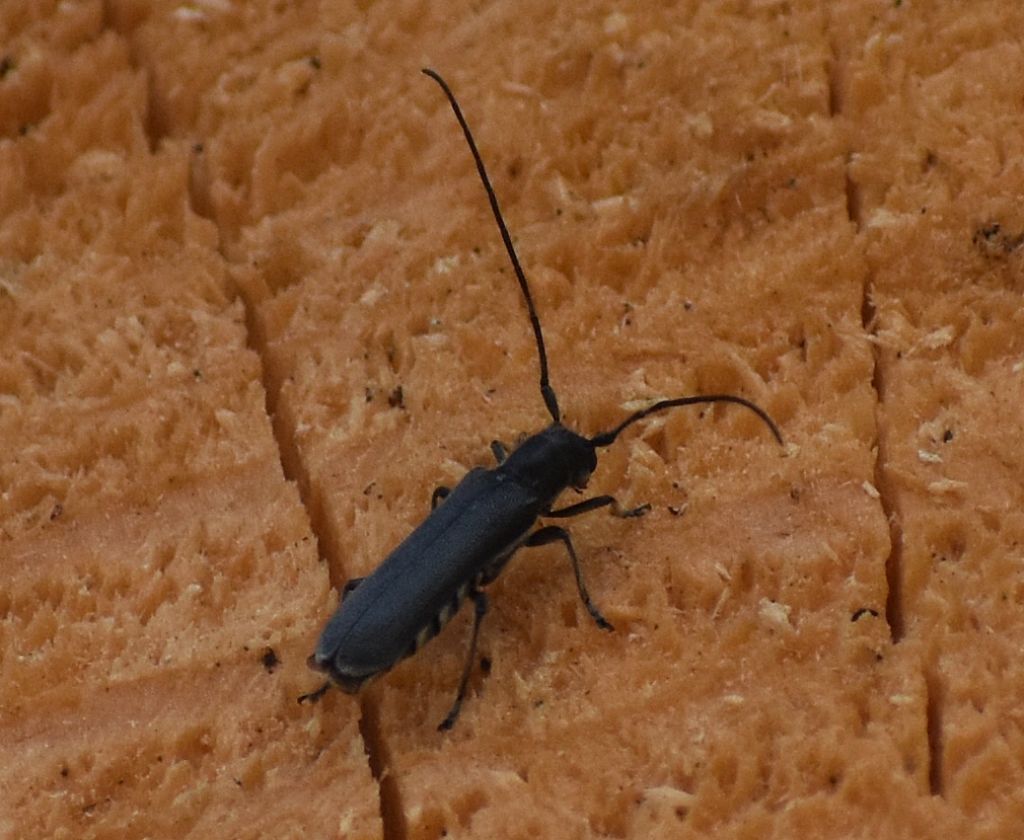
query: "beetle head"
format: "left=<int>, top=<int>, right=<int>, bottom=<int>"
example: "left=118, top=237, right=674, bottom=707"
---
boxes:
left=566, top=437, right=598, bottom=490
left=503, top=424, right=597, bottom=500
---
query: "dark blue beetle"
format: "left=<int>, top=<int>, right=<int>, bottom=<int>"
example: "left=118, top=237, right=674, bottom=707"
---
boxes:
left=301, top=69, right=783, bottom=730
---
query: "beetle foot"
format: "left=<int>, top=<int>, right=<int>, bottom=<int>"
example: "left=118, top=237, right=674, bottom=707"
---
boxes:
left=298, top=681, right=331, bottom=705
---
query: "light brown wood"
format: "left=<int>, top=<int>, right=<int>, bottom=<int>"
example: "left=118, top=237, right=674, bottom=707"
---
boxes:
left=2, top=1, right=1022, bottom=837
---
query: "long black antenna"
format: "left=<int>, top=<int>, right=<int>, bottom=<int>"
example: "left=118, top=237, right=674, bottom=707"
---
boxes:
left=590, top=394, right=784, bottom=448
left=423, top=68, right=561, bottom=424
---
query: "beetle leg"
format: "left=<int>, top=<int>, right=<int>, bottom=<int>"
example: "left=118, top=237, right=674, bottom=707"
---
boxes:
left=545, top=495, right=650, bottom=519
left=490, top=440, right=509, bottom=464
left=525, top=525, right=613, bottom=631
left=297, top=681, right=331, bottom=705
left=341, top=576, right=365, bottom=602
left=431, top=486, right=452, bottom=509
left=438, top=589, right=489, bottom=731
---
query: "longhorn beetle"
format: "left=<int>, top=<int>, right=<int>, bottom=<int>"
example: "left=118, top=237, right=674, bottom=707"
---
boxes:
left=300, top=68, right=784, bottom=730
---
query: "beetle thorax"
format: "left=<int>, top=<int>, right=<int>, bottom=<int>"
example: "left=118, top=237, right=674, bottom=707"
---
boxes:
left=499, top=424, right=597, bottom=504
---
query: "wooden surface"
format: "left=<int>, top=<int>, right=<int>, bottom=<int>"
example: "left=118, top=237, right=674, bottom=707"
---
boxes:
left=2, top=1, right=1022, bottom=837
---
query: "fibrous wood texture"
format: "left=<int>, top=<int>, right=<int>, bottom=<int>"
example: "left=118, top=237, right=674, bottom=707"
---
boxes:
left=2, top=2, right=1022, bottom=838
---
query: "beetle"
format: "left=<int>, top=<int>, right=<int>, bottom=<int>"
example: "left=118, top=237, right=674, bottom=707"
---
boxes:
left=300, top=68, right=783, bottom=730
